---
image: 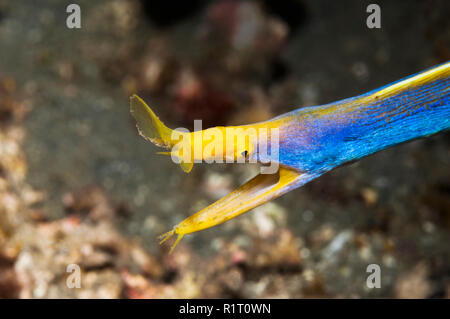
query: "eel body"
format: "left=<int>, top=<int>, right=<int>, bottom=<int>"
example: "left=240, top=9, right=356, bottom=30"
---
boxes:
left=130, top=61, right=450, bottom=252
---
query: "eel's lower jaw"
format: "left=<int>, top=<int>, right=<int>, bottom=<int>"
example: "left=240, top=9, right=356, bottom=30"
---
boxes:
left=159, top=166, right=321, bottom=253
left=158, top=229, right=182, bottom=254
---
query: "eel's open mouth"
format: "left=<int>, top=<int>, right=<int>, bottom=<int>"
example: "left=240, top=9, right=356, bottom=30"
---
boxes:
left=159, top=167, right=318, bottom=253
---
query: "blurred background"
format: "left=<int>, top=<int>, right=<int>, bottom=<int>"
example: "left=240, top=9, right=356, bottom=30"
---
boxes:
left=0, top=0, right=449, bottom=298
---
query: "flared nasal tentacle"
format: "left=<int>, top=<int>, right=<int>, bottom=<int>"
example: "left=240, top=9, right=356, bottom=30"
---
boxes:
left=130, top=95, right=195, bottom=173
left=130, top=94, right=175, bottom=148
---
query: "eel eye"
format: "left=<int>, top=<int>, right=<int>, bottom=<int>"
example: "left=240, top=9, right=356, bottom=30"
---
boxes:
left=241, top=150, right=249, bottom=158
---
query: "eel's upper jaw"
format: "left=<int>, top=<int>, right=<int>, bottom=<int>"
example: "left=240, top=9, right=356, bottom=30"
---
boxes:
left=130, top=94, right=173, bottom=148
left=159, top=166, right=321, bottom=253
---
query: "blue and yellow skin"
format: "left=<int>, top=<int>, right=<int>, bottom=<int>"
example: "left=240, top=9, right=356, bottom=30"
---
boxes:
left=130, top=61, right=450, bottom=252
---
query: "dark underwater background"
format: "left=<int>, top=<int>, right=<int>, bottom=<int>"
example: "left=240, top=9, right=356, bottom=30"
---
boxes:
left=0, top=0, right=448, bottom=298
